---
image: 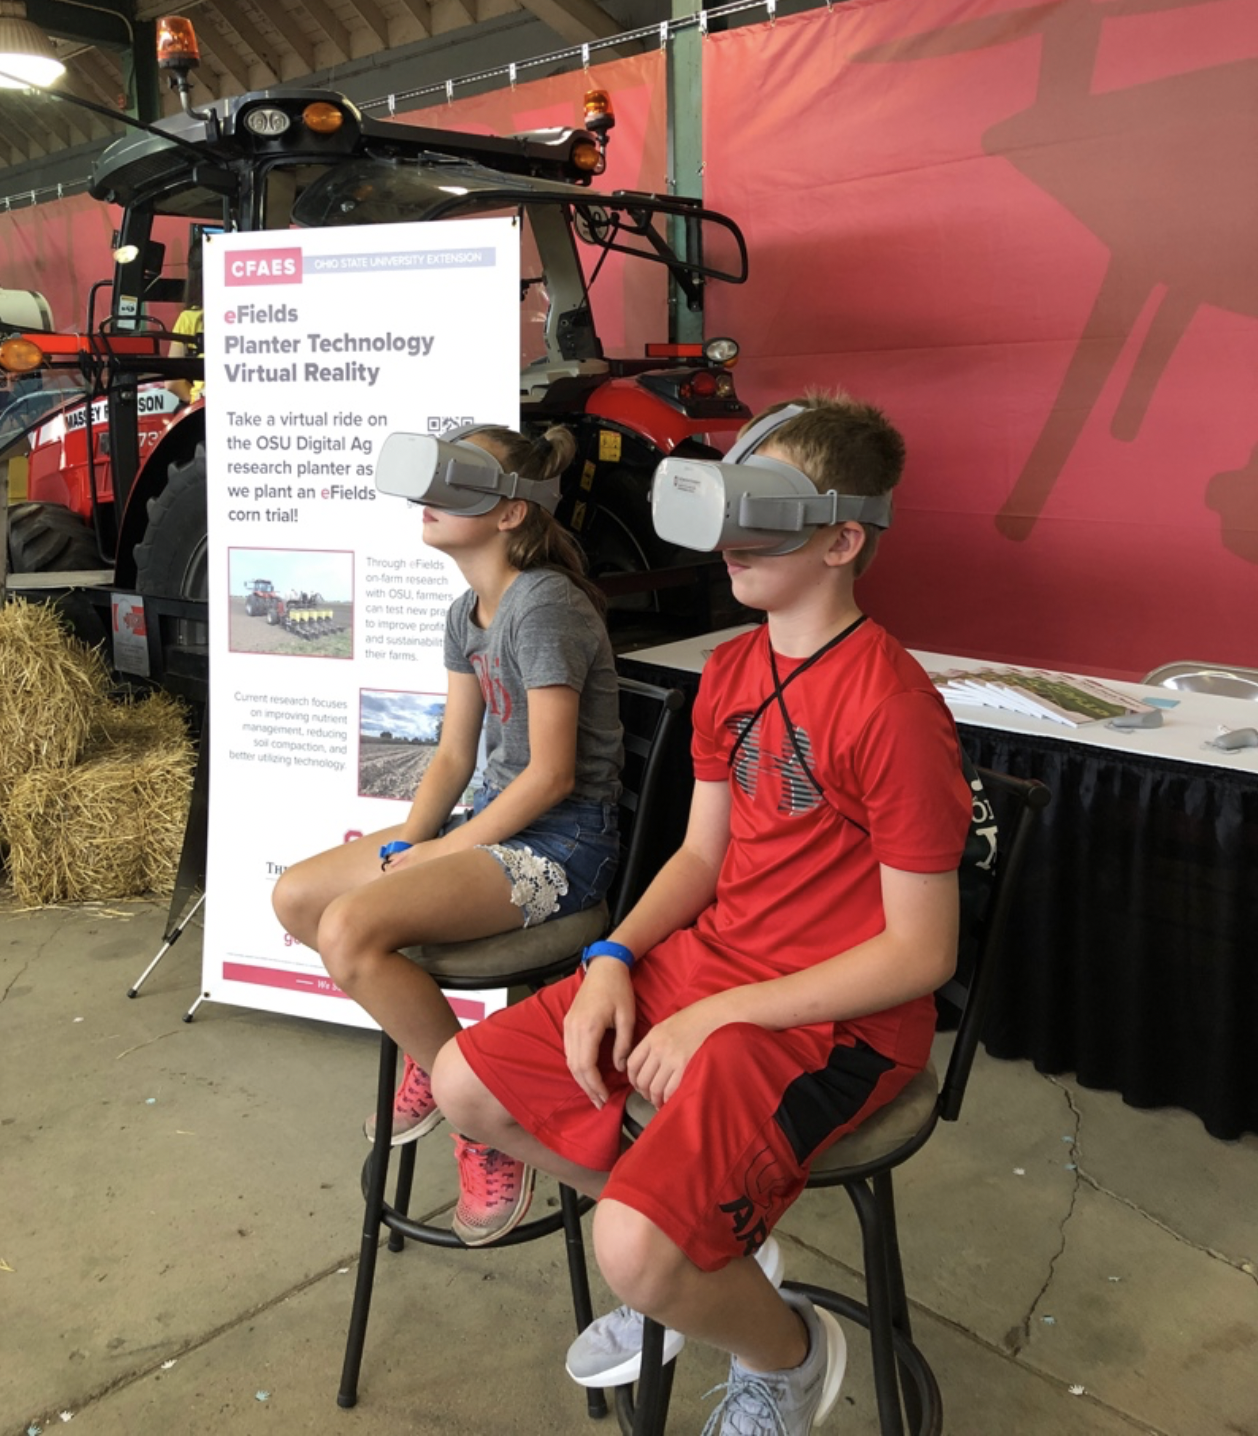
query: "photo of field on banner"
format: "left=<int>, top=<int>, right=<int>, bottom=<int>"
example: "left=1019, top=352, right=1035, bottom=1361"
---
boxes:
left=197, top=217, right=519, bottom=1029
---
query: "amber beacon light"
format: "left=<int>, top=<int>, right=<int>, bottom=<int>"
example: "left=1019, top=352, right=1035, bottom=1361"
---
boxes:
left=156, top=16, right=200, bottom=71
left=583, top=89, right=616, bottom=140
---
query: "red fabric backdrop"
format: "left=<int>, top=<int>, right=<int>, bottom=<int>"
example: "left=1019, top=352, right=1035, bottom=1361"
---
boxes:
left=704, top=0, right=1258, bottom=678
left=0, top=191, right=119, bottom=332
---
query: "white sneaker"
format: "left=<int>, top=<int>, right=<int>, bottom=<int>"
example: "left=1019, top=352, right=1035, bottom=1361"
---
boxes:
left=701, top=1290, right=847, bottom=1435
left=565, top=1236, right=785, bottom=1389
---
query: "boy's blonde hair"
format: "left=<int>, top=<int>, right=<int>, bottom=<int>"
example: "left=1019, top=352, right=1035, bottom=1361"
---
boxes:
left=750, top=392, right=906, bottom=577
left=471, top=426, right=606, bottom=615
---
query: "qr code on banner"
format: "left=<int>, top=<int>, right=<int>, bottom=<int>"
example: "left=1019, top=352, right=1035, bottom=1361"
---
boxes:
left=427, top=416, right=476, bottom=434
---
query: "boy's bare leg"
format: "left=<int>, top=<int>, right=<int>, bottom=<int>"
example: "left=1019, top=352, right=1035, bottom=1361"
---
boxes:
left=318, top=848, right=524, bottom=1072
left=432, top=1040, right=611, bottom=1200
left=594, top=1199, right=809, bottom=1374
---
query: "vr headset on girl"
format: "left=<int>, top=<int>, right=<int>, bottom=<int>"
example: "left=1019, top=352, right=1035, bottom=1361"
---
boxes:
left=374, top=424, right=560, bottom=515
left=650, top=404, right=894, bottom=555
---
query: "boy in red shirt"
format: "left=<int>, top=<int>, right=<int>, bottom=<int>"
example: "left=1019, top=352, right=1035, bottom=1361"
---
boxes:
left=433, top=395, right=973, bottom=1434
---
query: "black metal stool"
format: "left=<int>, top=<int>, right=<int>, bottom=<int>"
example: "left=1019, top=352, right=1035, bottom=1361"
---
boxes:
left=336, top=678, right=686, bottom=1420
left=613, top=768, right=1051, bottom=1436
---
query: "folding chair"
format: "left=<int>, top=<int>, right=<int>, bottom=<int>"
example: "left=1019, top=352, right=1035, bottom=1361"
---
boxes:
left=337, top=676, right=686, bottom=1417
left=615, top=766, right=1051, bottom=1436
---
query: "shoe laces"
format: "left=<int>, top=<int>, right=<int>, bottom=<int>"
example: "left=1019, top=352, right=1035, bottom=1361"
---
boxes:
left=700, top=1373, right=789, bottom=1436
left=454, top=1136, right=522, bottom=1202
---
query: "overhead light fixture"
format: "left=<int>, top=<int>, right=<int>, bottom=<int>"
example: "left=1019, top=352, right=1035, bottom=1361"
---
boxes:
left=0, top=1, right=66, bottom=89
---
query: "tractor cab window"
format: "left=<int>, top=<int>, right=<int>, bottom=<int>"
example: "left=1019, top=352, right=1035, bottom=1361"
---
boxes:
left=0, top=369, right=93, bottom=452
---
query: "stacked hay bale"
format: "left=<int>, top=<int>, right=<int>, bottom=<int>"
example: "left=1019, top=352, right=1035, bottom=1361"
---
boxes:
left=0, top=599, right=195, bottom=905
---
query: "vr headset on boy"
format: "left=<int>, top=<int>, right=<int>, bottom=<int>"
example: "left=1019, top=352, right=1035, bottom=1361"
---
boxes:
left=650, top=404, right=893, bottom=555
left=374, top=424, right=560, bottom=516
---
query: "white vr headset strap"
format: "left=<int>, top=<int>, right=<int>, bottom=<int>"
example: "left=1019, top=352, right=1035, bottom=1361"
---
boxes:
left=726, top=407, right=893, bottom=531
left=739, top=490, right=893, bottom=532
left=442, top=424, right=561, bottom=513
left=724, top=403, right=808, bottom=464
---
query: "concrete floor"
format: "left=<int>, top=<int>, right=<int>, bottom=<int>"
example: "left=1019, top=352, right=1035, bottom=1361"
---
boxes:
left=3, top=892, right=1256, bottom=1436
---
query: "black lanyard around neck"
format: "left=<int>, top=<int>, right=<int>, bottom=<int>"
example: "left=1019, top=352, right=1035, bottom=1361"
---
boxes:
left=728, top=615, right=868, bottom=795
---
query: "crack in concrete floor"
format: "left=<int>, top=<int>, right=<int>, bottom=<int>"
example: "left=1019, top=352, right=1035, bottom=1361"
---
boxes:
left=1005, top=1079, right=1084, bottom=1357
left=1047, top=1076, right=1258, bottom=1289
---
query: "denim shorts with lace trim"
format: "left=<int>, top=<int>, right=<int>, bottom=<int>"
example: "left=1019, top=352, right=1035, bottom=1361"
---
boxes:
left=469, top=785, right=619, bottom=928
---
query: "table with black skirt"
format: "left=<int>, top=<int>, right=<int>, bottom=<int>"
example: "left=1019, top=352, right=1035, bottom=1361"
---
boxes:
left=620, top=630, right=1258, bottom=1142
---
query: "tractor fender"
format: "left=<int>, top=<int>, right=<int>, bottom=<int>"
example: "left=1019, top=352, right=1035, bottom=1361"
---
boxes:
left=582, top=377, right=745, bottom=455
left=114, top=403, right=207, bottom=587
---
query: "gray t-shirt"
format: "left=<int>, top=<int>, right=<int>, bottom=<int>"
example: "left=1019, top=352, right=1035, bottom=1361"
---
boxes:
left=444, top=568, right=622, bottom=803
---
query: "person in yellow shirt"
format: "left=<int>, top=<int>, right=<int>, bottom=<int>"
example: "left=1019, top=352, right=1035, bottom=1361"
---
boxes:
left=166, top=242, right=204, bottom=405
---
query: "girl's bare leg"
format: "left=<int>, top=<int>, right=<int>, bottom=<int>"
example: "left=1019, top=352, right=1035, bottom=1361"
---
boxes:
left=271, top=824, right=410, bottom=949
left=317, top=847, right=524, bottom=1071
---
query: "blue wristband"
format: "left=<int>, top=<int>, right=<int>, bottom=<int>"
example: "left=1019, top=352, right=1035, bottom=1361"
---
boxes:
left=379, top=840, right=413, bottom=860
left=581, top=940, right=635, bottom=973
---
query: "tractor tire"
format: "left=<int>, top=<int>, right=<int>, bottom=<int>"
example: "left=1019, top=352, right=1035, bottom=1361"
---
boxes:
left=5, top=500, right=101, bottom=573
left=266, top=607, right=280, bottom=625
left=244, top=594, right=257, bottom=617
left=133, top=443, right=208, bottom=650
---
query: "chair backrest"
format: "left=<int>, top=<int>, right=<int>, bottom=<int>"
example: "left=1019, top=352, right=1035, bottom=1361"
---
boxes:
left=936, top=766, right=1051, bottom=1124
left=608, top=677, right=687, bottom=927
left=1141, top=661, right=1258, bottom=701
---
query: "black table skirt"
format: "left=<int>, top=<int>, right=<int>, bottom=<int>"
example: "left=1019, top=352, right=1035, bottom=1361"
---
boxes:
left=958, top=726, right=1258, bottom=1143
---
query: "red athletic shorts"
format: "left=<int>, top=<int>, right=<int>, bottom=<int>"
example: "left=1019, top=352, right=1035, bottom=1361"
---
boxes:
left=455, top=930, right=919, bottom=1271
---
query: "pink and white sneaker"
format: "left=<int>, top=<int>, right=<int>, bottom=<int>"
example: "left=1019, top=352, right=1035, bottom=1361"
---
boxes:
left=451, top=1134, right=535, bottom=1246
left=363, top=1053, right=443, bottom=1146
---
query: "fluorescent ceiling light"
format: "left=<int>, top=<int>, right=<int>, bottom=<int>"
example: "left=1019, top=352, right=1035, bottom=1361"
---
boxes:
left=0, top=2, right=67, bottom=89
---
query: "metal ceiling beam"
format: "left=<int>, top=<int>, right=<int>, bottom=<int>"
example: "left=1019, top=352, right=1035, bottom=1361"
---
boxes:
left=343, top=0, right=391, bottom=49
left=213, top=0, right=285, bottom=81
left=3, top=96, right=52, bottom=157
left=84, top=44, right=127, bottom=108
left=394, top=0, right=433, bottom=38
left=66, top=51, right=124, bottom=112
left=513, top=0, right=627, bottom=45
left=0, top=127, right=23, bottom=167
left=195, top=30, right=252, bottom=93
left=254, top=3, right=318, bottom=73
left=296, top=0, right=352, bottom=63
left=57, top=68, right=119, bottom=139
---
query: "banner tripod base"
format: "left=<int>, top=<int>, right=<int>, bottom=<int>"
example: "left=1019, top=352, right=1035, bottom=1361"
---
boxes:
left=128, top=890, right=206, bottom=997
left=127, top=710, right=209, bottom=1001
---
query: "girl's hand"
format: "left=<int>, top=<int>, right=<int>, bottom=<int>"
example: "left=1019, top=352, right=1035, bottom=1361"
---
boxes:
left=379, top=840, right=432, bottom=874
left=563, top=962, right=636, bottom=1109
left=626, top=1001, right=725, bottom=1109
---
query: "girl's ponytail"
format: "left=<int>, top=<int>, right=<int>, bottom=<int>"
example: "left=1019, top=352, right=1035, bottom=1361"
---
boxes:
left=475, top=425, right=608, bottom=617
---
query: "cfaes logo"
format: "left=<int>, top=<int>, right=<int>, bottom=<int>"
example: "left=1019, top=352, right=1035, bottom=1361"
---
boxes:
left=225, top=247, right=303, bottom=286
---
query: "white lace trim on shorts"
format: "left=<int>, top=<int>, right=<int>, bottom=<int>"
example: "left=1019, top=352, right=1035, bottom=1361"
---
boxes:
left=476, top=843, right=570, bottom=928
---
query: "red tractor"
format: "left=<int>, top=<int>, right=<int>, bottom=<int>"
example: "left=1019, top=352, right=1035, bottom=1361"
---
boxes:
left=0, top=20, right=751, bottom=689
left=242, top=580, right=341, bottom=639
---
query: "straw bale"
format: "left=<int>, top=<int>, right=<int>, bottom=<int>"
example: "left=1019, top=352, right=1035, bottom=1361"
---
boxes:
left=86, top=689, right=190, bottom=758
left=6, top=744, right=194, bottom=906
left=0, top=599, right=110, bottom=835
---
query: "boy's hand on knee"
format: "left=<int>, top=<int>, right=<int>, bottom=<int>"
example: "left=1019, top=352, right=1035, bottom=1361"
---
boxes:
left=564, top=964, right=635, bottom=1109
left=627, top=1002, right=723, bottom=1108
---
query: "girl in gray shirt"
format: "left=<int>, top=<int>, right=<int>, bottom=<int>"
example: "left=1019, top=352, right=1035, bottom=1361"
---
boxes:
left=274, top=425, right=622, bottom=1246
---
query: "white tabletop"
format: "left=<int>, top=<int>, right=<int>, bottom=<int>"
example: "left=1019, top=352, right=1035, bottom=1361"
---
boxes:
left=622, top=628, right=1258, bottom=774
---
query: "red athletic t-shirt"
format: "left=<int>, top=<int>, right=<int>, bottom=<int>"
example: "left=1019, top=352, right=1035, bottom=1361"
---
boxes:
left=671, top=618, right=972, bottom=1066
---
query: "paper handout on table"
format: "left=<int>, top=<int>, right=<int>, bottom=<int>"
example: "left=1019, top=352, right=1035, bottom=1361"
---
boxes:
left=928, top=667, right=1158, bottom=726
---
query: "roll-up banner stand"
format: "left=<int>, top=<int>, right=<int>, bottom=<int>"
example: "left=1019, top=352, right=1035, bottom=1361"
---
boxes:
left=200, top=218, right=520, bottom=1028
